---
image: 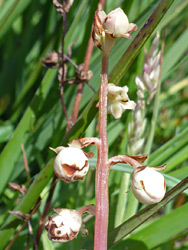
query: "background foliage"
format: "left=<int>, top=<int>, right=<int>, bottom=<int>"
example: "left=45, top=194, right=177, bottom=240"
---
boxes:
left=0, top=0, right=188, bottom=249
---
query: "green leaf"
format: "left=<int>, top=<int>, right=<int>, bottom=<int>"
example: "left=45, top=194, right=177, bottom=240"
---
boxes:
left=0, top=122, right=14, bottom=143
left=149, top=127, right=188, bottom=168
left=0, top=159, right=53, bottom=250
left=0, top=69, right=57, bottom=196
left=123, top=202, right=188, bottom=249
left=162, top=28, right=188, bottom=80
left=109, top=0, right=175, bottom=84
left=0, top=0, right=31, bottom=39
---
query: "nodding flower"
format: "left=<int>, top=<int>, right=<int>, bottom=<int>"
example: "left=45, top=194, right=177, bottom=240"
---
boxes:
left=45, top=205, right=95, bottom=243
left=131, top=165, right=166, bottom=205
left=107, top=83, right=136, bottom=119
left=92, top=8, right=137, bottom=54
left=50, top=138, right=96, bottom=183
left=45, top=207, right=82, bottom=243
left=50, top=145, right=89, bottom=183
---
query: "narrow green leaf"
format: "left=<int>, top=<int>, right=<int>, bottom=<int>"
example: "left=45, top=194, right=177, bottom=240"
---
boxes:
left=0, top=0, right=31, bottom=39
left=163, top=144, right=188, bottom=172
left=162, top=28, right=188, bottom=80
left=0, top=122, right=14, bottom=143
left=0, top=69, right=56, bottom=196
left=109, top=0, right=175, bottom=84
left=0, top=159, right=53, bottom=250
left=149, top=127, right=188, bottom=166
left=123, top=202, right=188, bottom=249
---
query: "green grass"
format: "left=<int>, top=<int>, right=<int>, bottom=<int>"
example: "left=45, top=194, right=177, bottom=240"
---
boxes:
left=0, top=0, right=188, bottom=249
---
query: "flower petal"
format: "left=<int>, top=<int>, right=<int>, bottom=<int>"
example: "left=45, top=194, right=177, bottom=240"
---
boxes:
left=122, top=33, right=131, bottom=39
left=127, top=23, right=138, bottom=33
left=120, top=100, right=136, bottom=110
left=111, top=102, right=122, bottom=119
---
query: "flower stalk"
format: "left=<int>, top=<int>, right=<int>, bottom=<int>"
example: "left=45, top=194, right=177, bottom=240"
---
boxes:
left=94, top=51, right=109, bottom=250
left=92, top=8, right=137, bottom=249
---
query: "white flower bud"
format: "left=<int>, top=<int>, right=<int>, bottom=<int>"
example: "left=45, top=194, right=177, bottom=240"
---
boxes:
left=107, top=83, right=136, bottom=119
left=92, top=8, right=137, bottom=53
left=103, top=8, right=129, bottom=38
left=131, top=166, right=166, bottom=204
left=51, top=146, right=89, bottom=182
left=45, top=208, right=82, bottom=243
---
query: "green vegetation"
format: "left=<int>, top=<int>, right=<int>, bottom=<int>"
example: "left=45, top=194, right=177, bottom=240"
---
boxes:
left=0, top=0, right=188, bottom=249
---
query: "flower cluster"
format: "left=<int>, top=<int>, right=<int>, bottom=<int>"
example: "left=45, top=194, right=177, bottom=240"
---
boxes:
left=136, top=32, right=161, bottom=104
left=92, top=8, right=137, bottom=119
left=128, top=33, right=161, bottom=155
left=44, top=7, right=167, bottom=247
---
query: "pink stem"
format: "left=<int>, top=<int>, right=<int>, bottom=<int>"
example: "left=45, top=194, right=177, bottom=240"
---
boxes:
left=94, top=53, right=109, bottom=250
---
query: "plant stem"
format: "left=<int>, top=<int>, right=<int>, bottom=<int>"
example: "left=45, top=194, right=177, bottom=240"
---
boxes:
left=94, top=52, right=109, bottom=250
left=59, top=12, right=69, bottom=122
left=35, top=175, right=58, bottom=247
left=114, top=173, right=129, bottom=227
left=69, top=33, right=94, bottom=125
left=21, top=144, right=31, bottom=183
left=5, top=199, right=41, bottom=250
left=69, top=0, right=106, bottom=126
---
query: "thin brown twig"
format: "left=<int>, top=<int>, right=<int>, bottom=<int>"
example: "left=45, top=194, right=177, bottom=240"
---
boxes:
left=69, top=0, right=106, bottom=127
left=27, top=220, right=37, bottom=250
left=69, top=34, right=94, bottom=125
left=35, top=8, right=69, bottom=249
left=5, top=199, right=41, bottom=250
left=25, top=228, right=30, bottom=250
left=6, top=172, right=61, bottom=250
left=59, top=53, right=78, bottom=68
left=59, top=11, right=69, bottom=122
left=35, top=175, right=58, bottom=247
left=59, top=85, right=69, bottom=121
left=35, top=11, right=70, bottom=247
left=21, top=144, right=31, bottom=183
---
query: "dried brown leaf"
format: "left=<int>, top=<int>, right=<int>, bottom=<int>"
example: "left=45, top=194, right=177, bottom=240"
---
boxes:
left=8, top=182, right=26, bottom=195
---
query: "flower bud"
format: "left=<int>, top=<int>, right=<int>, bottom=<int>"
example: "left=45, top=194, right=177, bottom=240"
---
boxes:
left=45, top=208, right=82, bottom=243
left=50, top=145, right=89, bottom=182
left=41, top=51, right=59, bottom=68
left=107, top=83, right=136, bottom=119
left=92, top=8, right=137, bottom=53
left=103, top=8, right=129, bottom=38
left=131, top=165, right=166, bottom=204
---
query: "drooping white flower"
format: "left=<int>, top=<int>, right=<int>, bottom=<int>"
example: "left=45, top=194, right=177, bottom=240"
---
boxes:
left=92, top=8, right=137, bottom=53
left=45, top=207, right=82, bottom=243
left=131, top=165, right=166, bottom=204
left=50, top=138, right=96, bottom=182
left=107, top=83, right=136, bottom=119
left=50, top=143, right=89, bottom=183
left=103, top=8, right=138, bottom=39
